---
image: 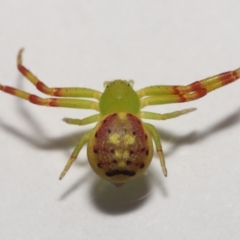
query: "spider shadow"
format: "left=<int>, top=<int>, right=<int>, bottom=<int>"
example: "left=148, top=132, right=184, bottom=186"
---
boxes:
left=59, top=164, right=168, bottom=215
left=155, top=108, right=240, bottom=158
left=0, top=100, right=87, bottom=159
left=88, top=174, right=154, bottom=215
left=59, top=171, right=156, bottom=215
left=54, top=107, right=240, bottom=214
left=88, top=150, right=173, bottom=215
left=0, top=75, right=89, bottom=163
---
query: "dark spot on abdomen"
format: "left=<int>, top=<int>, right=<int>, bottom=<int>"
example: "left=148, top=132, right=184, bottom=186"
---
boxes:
left=140, top=163, right=145, bottom=169
left=105, top=170, right=136, bottom=177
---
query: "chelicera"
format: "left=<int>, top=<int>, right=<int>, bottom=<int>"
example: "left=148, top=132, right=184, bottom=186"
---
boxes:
left=1, top=49, right=239, bottom=186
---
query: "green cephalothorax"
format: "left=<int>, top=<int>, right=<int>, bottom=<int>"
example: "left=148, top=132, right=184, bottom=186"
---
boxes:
left=1, top=49, right=239, bottom=186
left=99, top=80, right=140, bottom=115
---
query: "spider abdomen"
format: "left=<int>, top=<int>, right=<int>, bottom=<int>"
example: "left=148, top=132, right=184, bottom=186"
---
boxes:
left=87, top=112, right=153, bottom=184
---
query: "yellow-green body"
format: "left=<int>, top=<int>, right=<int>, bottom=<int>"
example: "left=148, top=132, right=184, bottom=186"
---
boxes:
left=89, top=80, right=154, bottom=185
left=1, top=49, right=239, bottom=186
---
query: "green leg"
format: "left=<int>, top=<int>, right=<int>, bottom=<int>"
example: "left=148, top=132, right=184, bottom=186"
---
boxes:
left=144, top=123, right=167, bottom=177
left=140, top=108, right=196, bottom=120
left=63, top=114, right=100, bottom=126
left=59, top=130, right=92, bottom=180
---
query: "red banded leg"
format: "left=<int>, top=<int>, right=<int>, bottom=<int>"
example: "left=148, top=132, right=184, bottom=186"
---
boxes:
left=0, top=85, right=99, bottom=110
left=138, top=68, right=240, bottom=108
left=17, top=49, right=102, bottom=99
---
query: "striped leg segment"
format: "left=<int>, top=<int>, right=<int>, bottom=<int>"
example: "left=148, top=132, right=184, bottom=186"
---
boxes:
left=144, top=123, right=167, bottom=177
left=17, top=49, right=102, bottom=99
left=139, top=68, right=240, bottom=108
left=63, top=114, right=100, bottom=126
left=140, top=108, right=196, bottom=121
left=59, top=130, right=92, bottom=180
left=0, top=85, right=99, bottom=110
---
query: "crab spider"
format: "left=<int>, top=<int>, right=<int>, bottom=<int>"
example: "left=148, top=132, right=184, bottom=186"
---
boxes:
left=0, top=49, right=239, bottom=186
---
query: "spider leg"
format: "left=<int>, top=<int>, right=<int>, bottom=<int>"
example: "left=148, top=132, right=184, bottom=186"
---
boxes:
left=17, top=49, right=102, bottom=99
left=140, top=107, right=196, bottom=120
left=144, top=123, right=167, bottom=177
left=63, top=114, right=100, bottom=125
left=59, top=130, right=92, bottom=180
left=138, top=68, right=240, bottom=108
left=0, top=85, right=99, bottom=110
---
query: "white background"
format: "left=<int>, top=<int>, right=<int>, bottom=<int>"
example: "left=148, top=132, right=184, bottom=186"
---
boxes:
left=0, top=1, right=240, bottom=240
